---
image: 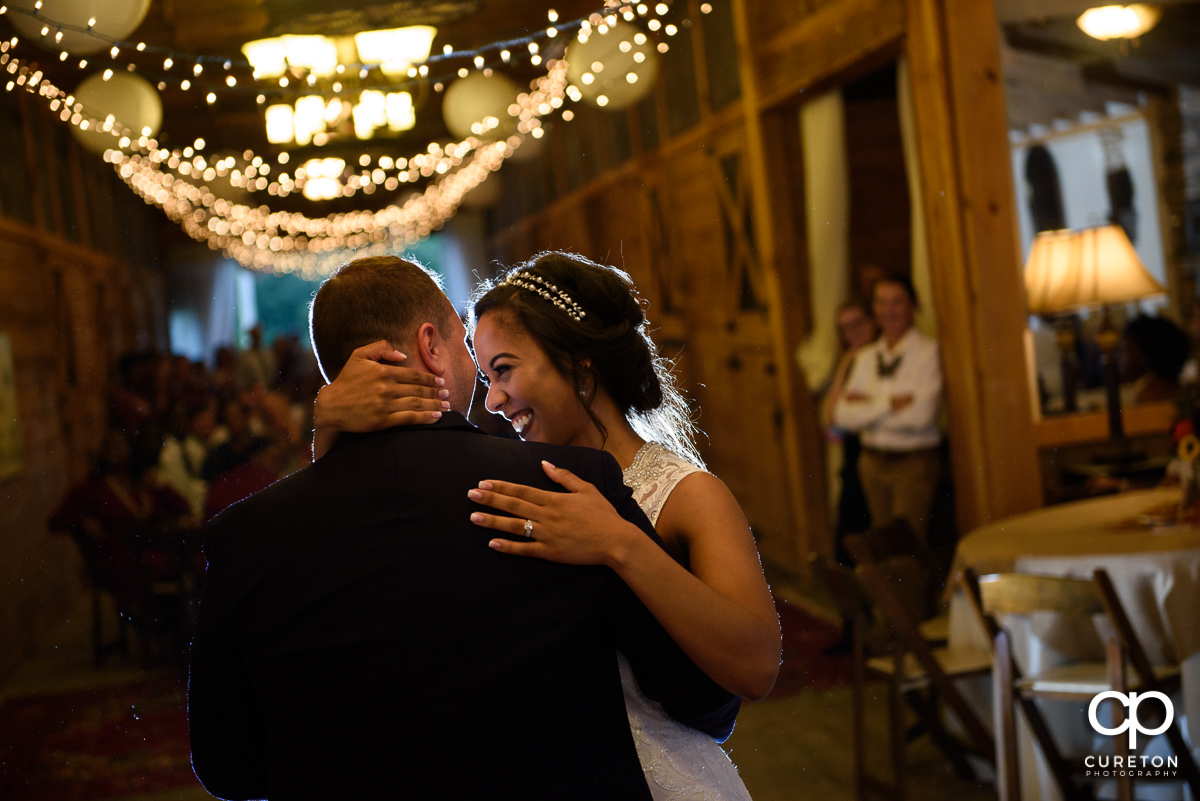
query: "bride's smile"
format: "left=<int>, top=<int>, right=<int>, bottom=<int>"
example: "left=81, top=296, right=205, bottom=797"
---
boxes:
left=474, top=308, right=599, bottom=450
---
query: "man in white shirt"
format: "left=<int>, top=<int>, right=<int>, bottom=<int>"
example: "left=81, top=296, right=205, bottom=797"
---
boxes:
left=831, top=275, right=943, bottom=544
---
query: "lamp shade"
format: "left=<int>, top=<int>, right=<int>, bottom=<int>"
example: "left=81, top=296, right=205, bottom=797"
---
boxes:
left=1024, top=224, right=1165, bottom=315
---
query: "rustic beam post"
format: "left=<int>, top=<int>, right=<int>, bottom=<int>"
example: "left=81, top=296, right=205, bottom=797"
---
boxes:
left=729, top=0, right=832, bottom=572
left=903, top=0, right=1044, bottom=529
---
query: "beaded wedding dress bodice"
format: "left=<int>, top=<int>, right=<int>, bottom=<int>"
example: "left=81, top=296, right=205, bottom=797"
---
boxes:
left=618, top=443, right=752, bottom=801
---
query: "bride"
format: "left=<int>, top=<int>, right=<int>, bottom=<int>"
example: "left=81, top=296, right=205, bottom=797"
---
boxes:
left=315, top=251, right=780, bottom=800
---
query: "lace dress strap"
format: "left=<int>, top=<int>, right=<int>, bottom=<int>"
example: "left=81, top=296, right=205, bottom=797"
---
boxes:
left=622, top=443, right=704, bottom=527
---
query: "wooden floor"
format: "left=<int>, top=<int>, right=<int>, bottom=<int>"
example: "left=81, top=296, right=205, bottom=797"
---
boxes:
left=0, top=578, right=997, bottom=801
left=729, top=577, right=996, bottom=801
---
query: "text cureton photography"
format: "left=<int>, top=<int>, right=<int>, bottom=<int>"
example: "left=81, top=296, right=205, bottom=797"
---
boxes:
left=1085, top=690, right=1181, bottom=779
left=1084, top=754, right=1179, bottom=779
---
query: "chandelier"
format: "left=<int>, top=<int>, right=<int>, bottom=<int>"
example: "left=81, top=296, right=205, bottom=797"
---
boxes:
left=242, top=26, right=438, bottom=146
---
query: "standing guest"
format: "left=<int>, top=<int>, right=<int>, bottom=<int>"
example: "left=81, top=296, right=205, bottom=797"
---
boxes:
left=233, top=324, right=277, bottom=393
left=210, top=346, right=237, bottom=404
left=832, top=275, right=943, bottom=545
left=818, top=298, right=879, bottom=655
left=820, top=298, right=879, bottom=560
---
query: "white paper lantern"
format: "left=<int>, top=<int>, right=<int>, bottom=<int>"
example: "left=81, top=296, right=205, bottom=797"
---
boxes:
left=566, top=20, right=659, bottom=110
left=8, top=0, right=152, bottom=55
left=71, top=71, right=162, bottom=155
left=442, top=72, right=520, bottom=141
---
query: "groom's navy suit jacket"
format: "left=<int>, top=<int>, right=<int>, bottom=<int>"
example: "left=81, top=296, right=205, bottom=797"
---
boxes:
left=189, top=413, right=738, bottom=800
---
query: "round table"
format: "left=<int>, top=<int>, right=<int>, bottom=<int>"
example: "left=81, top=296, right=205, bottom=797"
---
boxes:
left=949, top=487, right=1200, bottom=801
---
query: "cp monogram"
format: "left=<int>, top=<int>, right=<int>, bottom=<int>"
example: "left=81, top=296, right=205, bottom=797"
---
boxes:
left=1088, top=691, right=1174, bottom=749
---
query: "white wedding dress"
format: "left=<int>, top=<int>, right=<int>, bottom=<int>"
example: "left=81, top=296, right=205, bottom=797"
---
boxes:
left=620, top=443, right=753, bottom=801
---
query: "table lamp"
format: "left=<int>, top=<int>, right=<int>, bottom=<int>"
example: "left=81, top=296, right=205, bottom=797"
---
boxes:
left=1024, top=224, right=1166, bottom=448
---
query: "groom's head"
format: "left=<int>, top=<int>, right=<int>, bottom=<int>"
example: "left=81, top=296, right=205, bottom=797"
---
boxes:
left=310, top=255, right=476, bottom=412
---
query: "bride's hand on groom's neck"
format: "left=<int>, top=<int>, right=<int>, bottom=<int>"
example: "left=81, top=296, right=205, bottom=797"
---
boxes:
left=312, top=340, right=449, bottom=459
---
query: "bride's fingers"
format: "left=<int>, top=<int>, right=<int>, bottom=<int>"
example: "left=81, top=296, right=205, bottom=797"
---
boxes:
left=540, top=461, right=595, bottom=493
left=385, top=409, right=443, bottom=426
left=473, top=479, right=553, bottom=507
left=487, top=537, right=543, bottom=556
left=381, top=382, right=449, bottom=402
left=392, top=394, right=449, bottom=411
left=469, top=511, right=536, bottom=536
left=381, top=366, right=445, bottom=390
left=348, top=339, right=408, bottom=363
left=468, top=487, right=535, bottom=517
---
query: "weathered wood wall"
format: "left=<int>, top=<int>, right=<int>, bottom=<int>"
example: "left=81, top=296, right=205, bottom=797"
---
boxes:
left=0, top=90, right=167, bottom=682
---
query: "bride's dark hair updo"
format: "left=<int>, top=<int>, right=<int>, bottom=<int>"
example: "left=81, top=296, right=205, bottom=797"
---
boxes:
left=472, top=251, right=703, bottom=466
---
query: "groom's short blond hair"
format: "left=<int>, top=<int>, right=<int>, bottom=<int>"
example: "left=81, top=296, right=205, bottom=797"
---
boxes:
left=310, top=256, right=452, bottom=382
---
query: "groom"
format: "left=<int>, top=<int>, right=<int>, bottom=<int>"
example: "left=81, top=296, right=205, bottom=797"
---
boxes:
left=188, top=256, right=738, bottom=800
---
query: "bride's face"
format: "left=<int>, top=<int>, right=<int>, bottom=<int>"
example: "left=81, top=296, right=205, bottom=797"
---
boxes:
left=473, top=309, right=598, bottom=448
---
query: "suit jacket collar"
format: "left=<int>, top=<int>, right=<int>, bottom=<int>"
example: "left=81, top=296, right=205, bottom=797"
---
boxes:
left=331, top=412, right=483, bottom=452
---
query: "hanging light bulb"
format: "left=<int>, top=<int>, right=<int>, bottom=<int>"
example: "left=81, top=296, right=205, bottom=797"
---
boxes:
left=1076, top=4, right=1162, bottom=39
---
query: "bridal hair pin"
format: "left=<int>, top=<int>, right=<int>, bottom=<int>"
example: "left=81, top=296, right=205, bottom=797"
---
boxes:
left=500, top=270, right=587, bottom=322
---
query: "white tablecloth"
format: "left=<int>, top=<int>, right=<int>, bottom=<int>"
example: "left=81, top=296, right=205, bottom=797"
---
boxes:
left=948, top=488, right=1200, bottom=800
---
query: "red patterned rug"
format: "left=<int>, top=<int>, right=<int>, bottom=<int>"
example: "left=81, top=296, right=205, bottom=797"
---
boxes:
left=0, top=675, right=204, bottom=801
left=767, top=598, right=855, bottom=700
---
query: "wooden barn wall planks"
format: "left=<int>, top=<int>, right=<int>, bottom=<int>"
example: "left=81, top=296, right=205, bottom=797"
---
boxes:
left=0, top=93, right=167, bottom=682
left=750, top=0, right=905, bottom=108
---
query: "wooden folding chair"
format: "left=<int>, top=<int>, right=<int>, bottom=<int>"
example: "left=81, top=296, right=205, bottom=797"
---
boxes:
left=810, top=552, right=896, bottom=801
left=959, top=568, right=1200, bottom=801
left=835, top=535, right=994, bottom=800
left=856, top=518, right=947, bottom=641
left=1094, top=569, right=1200, bottom=797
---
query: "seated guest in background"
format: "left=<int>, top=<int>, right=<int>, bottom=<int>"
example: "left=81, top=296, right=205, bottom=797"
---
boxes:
left=832, top=274, right=943, bottom=546
left=50, top=429, right=191, bottom=623
left=155, top=405, right=208, bottom=519
left=200, top=400, right=260, bottom=482
left=188, top=256, right=737, bottom=801
left=202, top=437, right=287, bottom=523
left=1123, top=315, right=1190, bottom=404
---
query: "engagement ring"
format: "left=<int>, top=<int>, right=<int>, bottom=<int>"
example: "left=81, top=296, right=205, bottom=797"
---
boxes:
left=523, top=519, right=534, bottom=537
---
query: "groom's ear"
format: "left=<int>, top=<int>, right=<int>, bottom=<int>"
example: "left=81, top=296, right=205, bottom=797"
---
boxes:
left=414, top=322, right=447, bottom=377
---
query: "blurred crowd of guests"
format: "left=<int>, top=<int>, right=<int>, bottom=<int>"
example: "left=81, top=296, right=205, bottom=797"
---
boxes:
left=48, top=325, right=321, bottom=646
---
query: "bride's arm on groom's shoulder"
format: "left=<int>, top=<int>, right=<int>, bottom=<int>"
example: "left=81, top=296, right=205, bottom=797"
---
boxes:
left=474, top=463, right=781, bottom=701
left=312, top=340, right=449, bottom=459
